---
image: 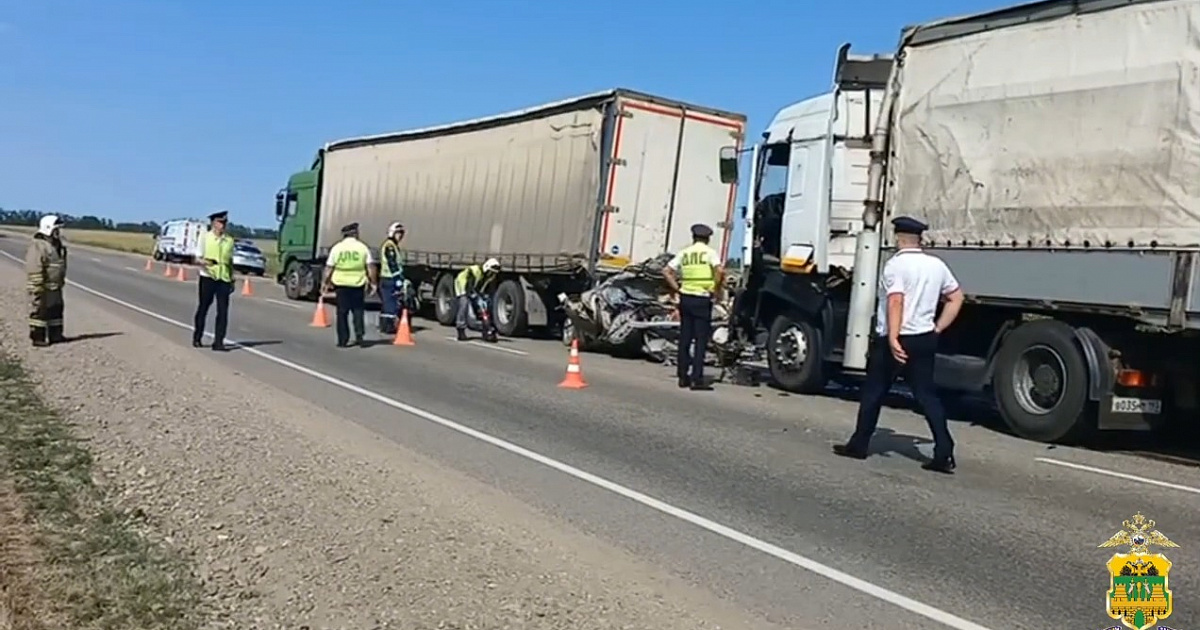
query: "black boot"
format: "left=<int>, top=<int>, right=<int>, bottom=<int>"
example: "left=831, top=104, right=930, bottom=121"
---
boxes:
left=29, top=326, right=48, bottom=347
left=456, top=329, right=468, bottom=341
left=48, top=325, right=65, bottom=344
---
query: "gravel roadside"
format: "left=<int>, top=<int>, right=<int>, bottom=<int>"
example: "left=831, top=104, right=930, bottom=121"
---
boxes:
left=0, top=262, right=777, bottom=630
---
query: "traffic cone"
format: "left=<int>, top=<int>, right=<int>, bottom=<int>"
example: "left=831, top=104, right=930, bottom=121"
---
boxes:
left=310, top=297, right=330, bottom=328
left=176, top=265, right=188, bottom=281
left=163, top=262, right=174, bottom=277
left=144, top=258, right=154, bottom=271
left=558, top=339, right=588, bottom=389
left=241, top=277, right=254, bottom=297
left=392, top=310, right=415, bottom=346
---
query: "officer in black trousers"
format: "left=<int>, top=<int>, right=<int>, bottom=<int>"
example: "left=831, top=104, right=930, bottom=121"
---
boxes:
left=833, top=217, right=965, bottom=473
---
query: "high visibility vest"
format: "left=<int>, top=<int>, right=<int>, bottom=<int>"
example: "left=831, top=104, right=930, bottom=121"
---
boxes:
left=454, top=265, right=482, bottom=296
left=379, top=239, right=402, bottom=279
left=677, top=242, right=716, bottom=297
left=329, top=238, right=370, bottom=288
left=201, top=232, right=235, bottom=283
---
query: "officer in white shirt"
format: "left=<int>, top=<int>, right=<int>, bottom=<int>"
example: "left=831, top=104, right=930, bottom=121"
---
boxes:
left=833, top=216, right=965, bottom=474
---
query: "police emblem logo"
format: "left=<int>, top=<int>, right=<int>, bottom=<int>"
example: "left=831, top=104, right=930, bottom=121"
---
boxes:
left=1099, top=513, right=1180, bottom=630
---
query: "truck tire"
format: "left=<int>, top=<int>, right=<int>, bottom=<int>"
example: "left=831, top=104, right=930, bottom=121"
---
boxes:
left=492, top=279, right=528, bottom=337
left=767, top=315, right=826, bottom=394
left=992, top=319, right=1093, bottom=443
left=284, top=261, right=303, bottom=301
left=434, top=274, right=456, bottom=326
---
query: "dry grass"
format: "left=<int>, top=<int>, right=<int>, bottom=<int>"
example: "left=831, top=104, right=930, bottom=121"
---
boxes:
left=0, top=226, right=279, bottom=275
left=0, top=353, right=205, bottom=630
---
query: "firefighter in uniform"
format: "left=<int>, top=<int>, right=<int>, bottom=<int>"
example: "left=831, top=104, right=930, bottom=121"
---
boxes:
left=454, top=258, right=500, bottom=342
left=663, top=223, right=724, bottom=391
left=378, top=221, right=407, bottom=335
left=25, top=214, right=68, bottom=347
left=322, top=222, right=378, bottom=348
left=191, top=210, right=236, bottom=351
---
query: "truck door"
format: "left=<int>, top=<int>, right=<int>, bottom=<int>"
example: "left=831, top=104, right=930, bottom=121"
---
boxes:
left=599, top=99, right=683, bottom=267
left=780, top=136, right=830, bottom=270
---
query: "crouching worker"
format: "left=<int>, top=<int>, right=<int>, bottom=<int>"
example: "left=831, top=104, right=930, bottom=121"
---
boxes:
left=26, top=214, right=68, bottom=347
left=454, top=258, right=500, bottom=342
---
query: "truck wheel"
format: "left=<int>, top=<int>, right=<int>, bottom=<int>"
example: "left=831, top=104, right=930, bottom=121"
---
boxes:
left=284, top=261, right=303, bottom=300
left=492, top=279, right=528, bottom=337
left=992, top=319, right=1092, bottom=443
left=767, top=315, right=826, bottom=394
left=153, top=250, right=164, bottom=261
left=433, top=275, right=456, bottom=326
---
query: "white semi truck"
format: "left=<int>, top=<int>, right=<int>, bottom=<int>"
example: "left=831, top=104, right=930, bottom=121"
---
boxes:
left=722, top=0, right=1200, bottom=443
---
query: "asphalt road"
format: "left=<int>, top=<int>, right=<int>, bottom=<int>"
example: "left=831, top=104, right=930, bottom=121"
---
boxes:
left=6, top=233, right=1200, bottom=630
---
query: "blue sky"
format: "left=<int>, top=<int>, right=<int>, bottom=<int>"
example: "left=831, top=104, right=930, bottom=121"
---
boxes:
left=0, top=0, right=1009, bottom=230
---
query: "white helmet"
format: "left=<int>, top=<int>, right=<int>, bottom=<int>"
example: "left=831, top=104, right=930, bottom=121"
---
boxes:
left=482, top=258, right=500, bottom=273
left=388, top=221, right=405, bottom=237
left=37, top=214, right=64, bottom=237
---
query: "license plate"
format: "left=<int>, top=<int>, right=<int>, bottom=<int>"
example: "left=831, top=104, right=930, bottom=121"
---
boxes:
left=1110, top=396, right=1162, bottom=415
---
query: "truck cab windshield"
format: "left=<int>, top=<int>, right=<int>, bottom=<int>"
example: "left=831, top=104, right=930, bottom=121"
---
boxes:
left=754, top=142, right=789, bottom=260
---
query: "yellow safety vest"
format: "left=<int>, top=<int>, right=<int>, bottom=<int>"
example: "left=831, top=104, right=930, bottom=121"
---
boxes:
left=329, top=238, right=370, bottom=288
left=379, top=239, right=402, bottom=279
left=677, top=242, right=716, bottom=297
left=201, top=232, right=235, bottom=283
left=454, top=265, right=497, bottom=296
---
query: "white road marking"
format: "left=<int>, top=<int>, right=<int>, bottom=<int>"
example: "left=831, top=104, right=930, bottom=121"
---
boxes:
left=1035, top=457, right=1200, bottom=495
left=123, top=266, right=140, bottom=272
left=441, top=336, right=528, bottom=356
left=90, top=256, right=103, bottom=263
left=0, top=250, right=992, bottom=630
left=265, top=298, right=304, bottom=309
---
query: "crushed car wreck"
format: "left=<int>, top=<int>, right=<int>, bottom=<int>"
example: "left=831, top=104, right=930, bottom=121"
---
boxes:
left=558, top=254, right=752, bottom=379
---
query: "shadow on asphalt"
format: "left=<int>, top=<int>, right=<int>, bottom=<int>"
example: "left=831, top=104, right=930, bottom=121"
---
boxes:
left=233, top=340, right=282, bottom=349
left=58, top=331, right=123, bottom=344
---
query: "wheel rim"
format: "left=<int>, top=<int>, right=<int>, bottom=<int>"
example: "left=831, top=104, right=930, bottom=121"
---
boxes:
left=495, top=293, right=513, bottom=327
left=286, top=269, right=299, bottom=295
left=773, top=325, right=809, bottom=371
left=1012, top=344, right=1068, bottom=415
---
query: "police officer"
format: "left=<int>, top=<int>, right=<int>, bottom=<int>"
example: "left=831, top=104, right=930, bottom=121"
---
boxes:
left=454, top=258, right=500, bottom=342
left=191, top=210, right=236, bottom=351
left=25, top=214, right=68, bottom=347
left=833, top=216, right=965, bottom=473
left=378, top=221, right=407, bottom=335
left=321, top=222, right=378, bottom=348
left=663, top=223, right=724, bottom=391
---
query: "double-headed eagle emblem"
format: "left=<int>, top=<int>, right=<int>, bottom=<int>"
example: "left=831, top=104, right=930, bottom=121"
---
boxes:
left=1099, top=513, right=1180, bottom=554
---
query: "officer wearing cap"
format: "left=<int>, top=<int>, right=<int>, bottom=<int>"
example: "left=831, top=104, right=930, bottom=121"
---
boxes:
left=191, top=210, right=236, bottom=351
left=321, top=222, right=378, bottom=348
left=833, top=216, right=965, bottom=473
left=663, top=223, right=725, bottom=391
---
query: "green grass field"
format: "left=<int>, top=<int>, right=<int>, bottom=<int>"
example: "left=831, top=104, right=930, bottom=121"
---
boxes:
left=0, top=226, right=279, bottom=276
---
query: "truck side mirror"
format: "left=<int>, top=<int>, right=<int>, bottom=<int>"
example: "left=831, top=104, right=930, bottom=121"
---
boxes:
left=274, top=191, right=285, bottom=219
left=718, top=146, right=739, bottom=184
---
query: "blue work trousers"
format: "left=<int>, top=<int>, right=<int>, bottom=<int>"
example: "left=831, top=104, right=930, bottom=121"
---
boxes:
left=379, top=277, right=399, bottom=331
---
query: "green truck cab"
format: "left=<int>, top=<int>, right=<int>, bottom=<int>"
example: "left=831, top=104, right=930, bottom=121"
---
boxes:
left=273, top=161, right=321, bottom=300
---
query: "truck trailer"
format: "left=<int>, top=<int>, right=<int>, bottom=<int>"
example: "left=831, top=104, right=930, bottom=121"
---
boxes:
left=723, top=0, right=1200, bottom=444
left=274, top=89, right=746, bottom=338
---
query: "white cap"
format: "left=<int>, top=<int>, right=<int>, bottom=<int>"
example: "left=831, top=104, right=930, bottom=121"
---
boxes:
left=483, top=257, right=500, bottom=272
left=37, top=214, right=64, bottom=236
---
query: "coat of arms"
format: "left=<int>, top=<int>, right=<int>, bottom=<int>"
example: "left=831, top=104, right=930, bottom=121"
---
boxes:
left=1099, top=513, right=1180, bottom=630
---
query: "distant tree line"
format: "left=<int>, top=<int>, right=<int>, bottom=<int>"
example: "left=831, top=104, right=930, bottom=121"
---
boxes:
left=0, top=208, right=278, bottom=240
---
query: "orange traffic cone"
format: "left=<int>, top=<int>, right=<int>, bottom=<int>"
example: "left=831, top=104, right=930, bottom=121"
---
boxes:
left=176, top=265, right=188, bottom=281
left=144, top=258, right=154, bottom=271
left=392, top=310, right=415, bottom=346
left=558, top=339, right=588, bottom=389
left=241, top=277, right=254, bottom=296
left=310, top=297, right=330, bottom=328
left=163, top=262, right=174, bottom=277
